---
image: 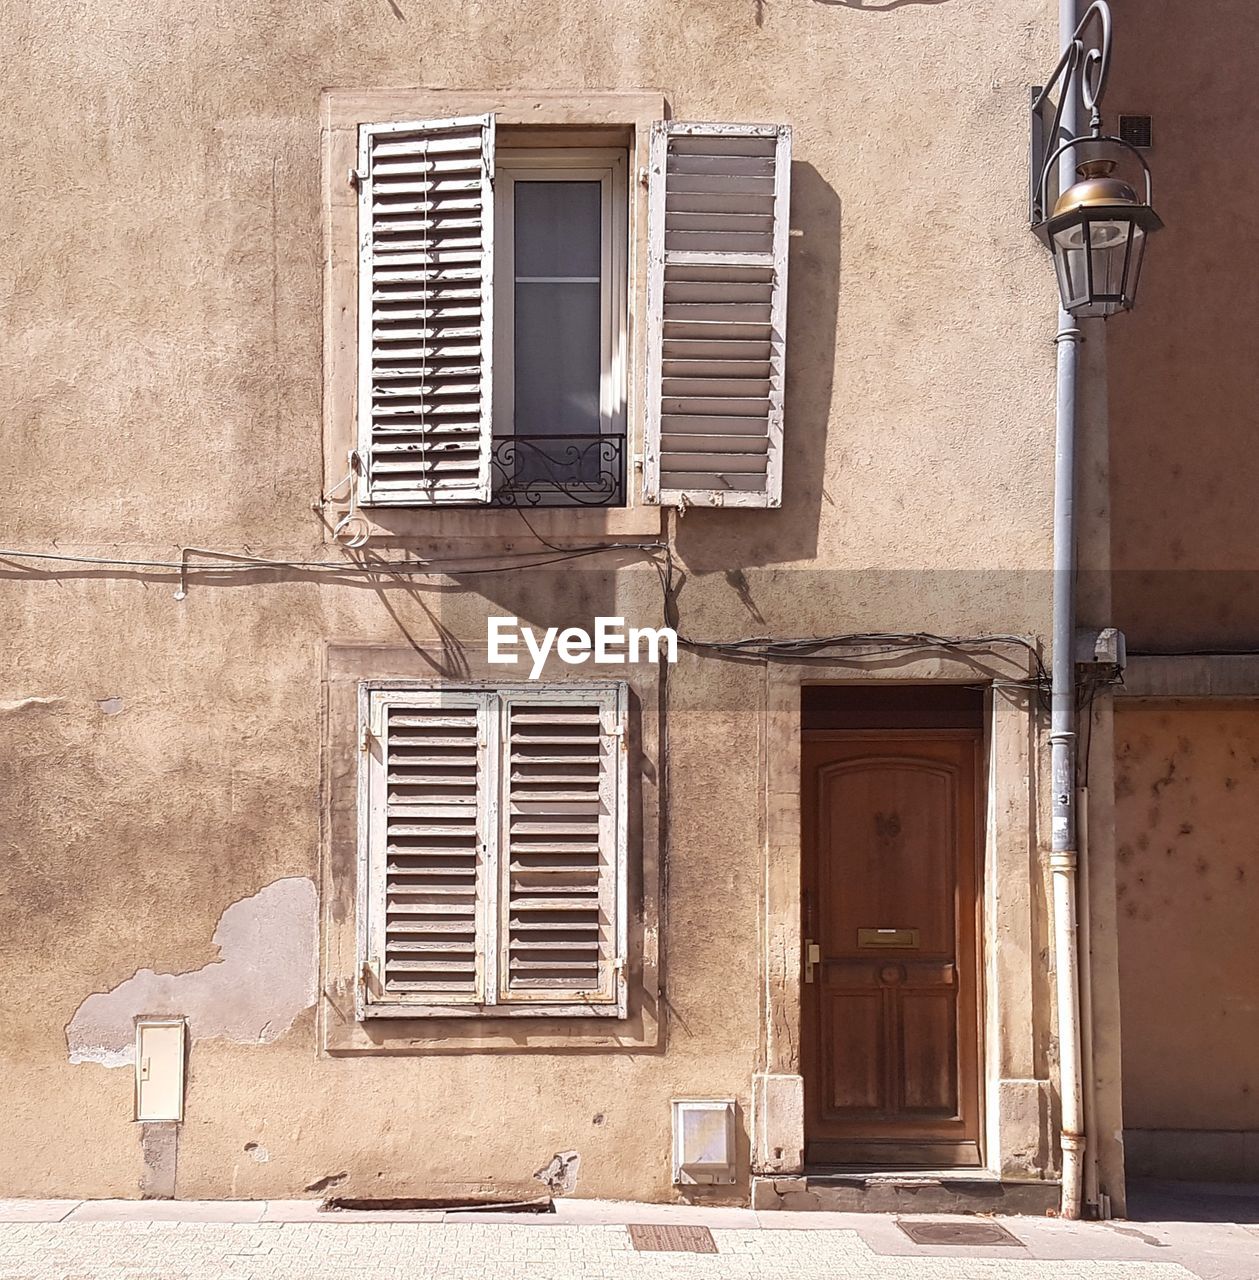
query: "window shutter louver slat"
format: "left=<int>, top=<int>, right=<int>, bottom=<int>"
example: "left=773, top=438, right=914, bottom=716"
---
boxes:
left=357, top=115, right=495, bottom=506
left=369, top=693, right=493, bottom=1005
left=644, top=122, right=792, bottom=508
left=499, top=690, right=624, bottom=1008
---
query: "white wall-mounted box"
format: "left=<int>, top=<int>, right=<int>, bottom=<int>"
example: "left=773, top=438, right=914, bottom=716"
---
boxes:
left=671, top=1098, right=737, bottom=1185
left=134, top=1018, right=186, bottom=1123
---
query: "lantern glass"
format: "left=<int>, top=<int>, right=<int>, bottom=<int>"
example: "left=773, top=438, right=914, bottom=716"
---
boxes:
left=1048, top=209, right=1149, bottom=318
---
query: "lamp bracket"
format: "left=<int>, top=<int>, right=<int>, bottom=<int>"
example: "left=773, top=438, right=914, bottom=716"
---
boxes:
left=1030, top=1, right=1118, bottom=225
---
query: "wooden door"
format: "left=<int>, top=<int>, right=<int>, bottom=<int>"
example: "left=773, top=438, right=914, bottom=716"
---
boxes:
left=802, top=731, right=981, bottom=1167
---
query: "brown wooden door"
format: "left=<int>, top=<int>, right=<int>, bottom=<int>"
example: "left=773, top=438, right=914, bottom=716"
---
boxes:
left=802, top=731, right=981, bottom=1167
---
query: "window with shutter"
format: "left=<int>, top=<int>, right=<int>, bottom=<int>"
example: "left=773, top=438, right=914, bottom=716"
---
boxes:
left=360, top=683, right=628, bottom=1018
left=356, top=114, right=495, bottom=505
left=643, top=122, right=792, bottom=508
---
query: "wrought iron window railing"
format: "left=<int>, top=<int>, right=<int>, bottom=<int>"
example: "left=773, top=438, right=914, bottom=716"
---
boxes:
left=488, top=433, right=626, bottom=508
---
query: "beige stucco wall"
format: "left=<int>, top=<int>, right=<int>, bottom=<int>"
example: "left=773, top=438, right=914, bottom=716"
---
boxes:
left=1091, top=0, right=1259, bottom=1196
left=0, top=0, right=1065, bottom=1201
left=1107, top=0, right=1259, bottom=648
left=1114, top=701, right=1259, bottom=1179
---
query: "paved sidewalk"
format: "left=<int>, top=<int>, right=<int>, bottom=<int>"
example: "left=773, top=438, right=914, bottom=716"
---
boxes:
left=1, top=1198, right=1254, bottom=1280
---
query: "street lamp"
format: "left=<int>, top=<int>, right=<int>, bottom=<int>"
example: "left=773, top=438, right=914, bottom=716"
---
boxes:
left=1038, top=157, right=1162, bottom=317
left=1030, top=2, right=1162, bottom=317
left=1029, top=0, right=1165, bottom=1225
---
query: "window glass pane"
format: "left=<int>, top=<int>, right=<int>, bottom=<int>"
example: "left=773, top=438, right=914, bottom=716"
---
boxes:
left=514, top=280, right=601, bottom=435
left=513, top=181, right=602, bottom=439
left=514, top=181, right=601, bottom=278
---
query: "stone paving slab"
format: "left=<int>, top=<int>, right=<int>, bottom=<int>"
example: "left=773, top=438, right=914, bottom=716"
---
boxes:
left=67, top=1199, right=266, bottom=1223
left=259, top=1200, right=445, bottom=1223
left=0, top=1220, right=1202, bottom=1280
left=0, top=1205, right=78, bottom=1225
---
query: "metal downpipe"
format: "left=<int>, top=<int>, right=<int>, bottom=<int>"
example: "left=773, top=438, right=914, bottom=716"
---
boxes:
left=1051, top=307, right=1086, bottom=1220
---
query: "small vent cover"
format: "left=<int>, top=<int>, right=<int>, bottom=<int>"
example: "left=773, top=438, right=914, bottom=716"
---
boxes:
left=1119, top=115, right=1153, bottom=148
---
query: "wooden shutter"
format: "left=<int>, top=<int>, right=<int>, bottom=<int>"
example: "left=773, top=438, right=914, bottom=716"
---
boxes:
left=644, top=122, right=791, bottom=508
left=357, top=115, right=495, bottom=505
left=365, top=691, right=494, bottom=1007
left=498, top=687, right=627, bottom=1011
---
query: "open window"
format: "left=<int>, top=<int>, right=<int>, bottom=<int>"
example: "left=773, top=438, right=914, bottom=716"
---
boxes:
left=351, top=111, right=791, bottom=512
left=492, top=148, right=628, bottom=507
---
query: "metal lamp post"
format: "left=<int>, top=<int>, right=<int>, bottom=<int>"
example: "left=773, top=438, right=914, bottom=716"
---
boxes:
left=1029, top=0, right=1161, bottom=1221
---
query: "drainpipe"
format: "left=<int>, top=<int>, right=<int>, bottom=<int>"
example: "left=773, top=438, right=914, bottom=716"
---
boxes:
left=1077, top=786, right=1105, bottom=1215
left=1050, top=0, right=1087, bottom=1223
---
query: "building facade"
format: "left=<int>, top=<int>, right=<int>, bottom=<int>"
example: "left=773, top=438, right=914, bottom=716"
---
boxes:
left=1104, top=0, right=1259, bottom=1188
left=1, top=0, right=1253, bottom=1212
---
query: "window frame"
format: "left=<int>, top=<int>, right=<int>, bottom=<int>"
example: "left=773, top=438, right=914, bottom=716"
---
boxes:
left=321, top=90, right=665, bottom=542
left=492, top=147, right=629, bottom=448
left=357, top=679, right=630, bottom=1020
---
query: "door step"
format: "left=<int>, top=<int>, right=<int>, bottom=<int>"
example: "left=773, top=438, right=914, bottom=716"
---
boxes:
left=751, top=1171, right=1060, bottom=1215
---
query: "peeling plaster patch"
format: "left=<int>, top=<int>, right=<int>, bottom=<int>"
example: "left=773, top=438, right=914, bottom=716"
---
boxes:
left=70, top=1040, right=134, bottom=1069
left=305, top=1171, right=347, bottom=1193
left=534, top=1151, right=581, bottom=1196
left=66, top=877, right=317, bottom=1068
left=0, top=696, right=64, bottom=714
left=96, top=696, right=123, bottom=715
left=244, top=1142, right=271, bottom=1163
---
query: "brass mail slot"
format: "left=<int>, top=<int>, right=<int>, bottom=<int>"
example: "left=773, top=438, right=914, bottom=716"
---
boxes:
left=858, top=927, right=920, bottom=949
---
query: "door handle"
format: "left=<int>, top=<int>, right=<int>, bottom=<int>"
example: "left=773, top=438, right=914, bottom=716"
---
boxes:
left=804, top=939, right=822, bottom=983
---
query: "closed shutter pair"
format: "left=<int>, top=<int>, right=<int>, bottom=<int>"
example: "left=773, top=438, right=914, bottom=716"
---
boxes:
left=362, top=685, right=627, bottom=1016
left=356, top=115, right=791, bottom=509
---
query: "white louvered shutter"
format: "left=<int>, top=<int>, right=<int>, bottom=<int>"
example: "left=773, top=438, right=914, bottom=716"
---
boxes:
left=365, top=691, right=495, bottom=1007
left=357, top=115, right=495, bottom=505
left=498, top=688, right=627, bottom=1011
left=644, top=122, right=791, bottom=508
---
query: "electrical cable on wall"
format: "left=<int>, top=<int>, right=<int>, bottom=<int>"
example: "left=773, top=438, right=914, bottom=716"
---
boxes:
left=0, top=521, right=1062, bottom=702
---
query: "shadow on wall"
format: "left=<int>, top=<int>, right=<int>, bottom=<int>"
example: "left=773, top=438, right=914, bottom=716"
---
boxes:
left=1106, top=0, right=1259, bottom=649
left=672, top=161, right=841, bottom=574
left=1126, top=1179, right=1259, bottom=1224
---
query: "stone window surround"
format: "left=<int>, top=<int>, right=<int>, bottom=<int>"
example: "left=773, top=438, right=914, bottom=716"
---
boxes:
left=320, top=89, right=667, bottom=545
left=320, top=642, right=661, bottom=1054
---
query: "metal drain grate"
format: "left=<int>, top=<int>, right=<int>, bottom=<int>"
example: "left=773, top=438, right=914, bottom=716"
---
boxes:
left=898, top=1220, right=1023, bottom=1247
left=628, top=1224, right=718, bottom=1254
